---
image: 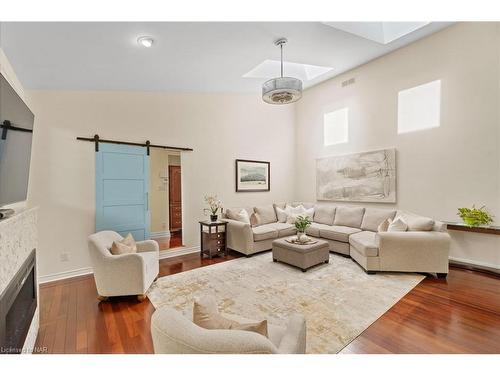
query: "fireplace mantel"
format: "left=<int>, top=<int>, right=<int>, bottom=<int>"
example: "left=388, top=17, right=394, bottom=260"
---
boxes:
left=0, top=207, right=38, bottom=353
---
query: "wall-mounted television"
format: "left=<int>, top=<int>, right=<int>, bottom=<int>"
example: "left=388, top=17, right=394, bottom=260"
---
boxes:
left=0, top=73, right=35, bottom=207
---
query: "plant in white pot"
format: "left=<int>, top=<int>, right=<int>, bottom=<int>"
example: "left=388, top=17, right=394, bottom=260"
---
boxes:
left=294, top=215, right=312, bottom=243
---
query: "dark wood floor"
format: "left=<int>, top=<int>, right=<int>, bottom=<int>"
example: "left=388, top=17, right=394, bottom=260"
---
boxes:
left=35, top=251, right=500, bottom=354
left=153, top=231, right=183, bottom=251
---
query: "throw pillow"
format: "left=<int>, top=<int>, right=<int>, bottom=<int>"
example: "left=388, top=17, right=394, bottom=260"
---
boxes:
left=193, top=296, right=268, bottom=338
left=235, top=209, right=250, bottom=224
left=275, top=206, right=288, bottom=223
left=110, top=233, right=137, bottom=255
left=250, top=212, right=260, bottom=227
left=387, top=217, right=408, bottom=232
left=377, top=218, right=391, bottom=232
left=286, top=213, right=300, bottom=224
left=303, top=207, right=315, bottom=220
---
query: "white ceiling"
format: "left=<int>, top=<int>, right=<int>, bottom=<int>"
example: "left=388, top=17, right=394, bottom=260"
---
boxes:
left=0, top=22, right=452, bottom=93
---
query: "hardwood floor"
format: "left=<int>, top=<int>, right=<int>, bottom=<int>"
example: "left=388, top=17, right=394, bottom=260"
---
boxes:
left=34, top=252, right=500, bottom=354
left=153, top=231, right=183, bottom=251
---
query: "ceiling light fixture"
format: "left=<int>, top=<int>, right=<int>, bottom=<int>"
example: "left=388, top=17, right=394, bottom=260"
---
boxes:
left=137, top=36, right=154, bottom=48
left=262, top=38, right=302, bottom=105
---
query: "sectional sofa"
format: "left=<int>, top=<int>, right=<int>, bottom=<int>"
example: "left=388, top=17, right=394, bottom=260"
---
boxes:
left=222, top=202, right=451, bottom=277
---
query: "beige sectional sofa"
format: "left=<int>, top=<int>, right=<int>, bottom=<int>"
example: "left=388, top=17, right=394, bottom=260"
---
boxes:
left=223, top=202, right=451, bottom=277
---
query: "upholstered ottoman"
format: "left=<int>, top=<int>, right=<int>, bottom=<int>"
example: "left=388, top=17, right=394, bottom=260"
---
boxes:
left=272, top=237, right=330, bottom=272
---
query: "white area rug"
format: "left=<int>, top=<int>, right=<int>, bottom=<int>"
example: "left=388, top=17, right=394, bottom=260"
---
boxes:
left=147, top=253, right=424, bottom=353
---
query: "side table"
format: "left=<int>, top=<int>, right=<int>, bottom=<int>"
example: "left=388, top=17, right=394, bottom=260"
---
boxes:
left=199, top=220, right=227, bottom=259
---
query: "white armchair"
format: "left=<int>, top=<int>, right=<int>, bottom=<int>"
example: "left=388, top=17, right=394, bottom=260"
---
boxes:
left=151, top=307, right=307, bottom=354
left=88, top=231, right=159, bottom=301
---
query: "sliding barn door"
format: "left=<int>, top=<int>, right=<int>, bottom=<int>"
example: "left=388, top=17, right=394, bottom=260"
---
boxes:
left=95, top=144, right=150, bottom=240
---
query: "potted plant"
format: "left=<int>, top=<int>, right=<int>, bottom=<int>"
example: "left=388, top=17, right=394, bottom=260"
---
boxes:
left=204, top=195, right=222, bottom=222
left=294, top=215, right=312, bottom=243
left=457, top=205, right=494, bottom=227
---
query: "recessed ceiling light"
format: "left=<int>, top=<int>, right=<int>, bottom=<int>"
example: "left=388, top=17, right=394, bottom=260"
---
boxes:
left=137, top=36, right=154, bottom=48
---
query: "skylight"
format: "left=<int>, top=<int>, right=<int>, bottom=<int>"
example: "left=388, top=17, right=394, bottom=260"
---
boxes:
left=243, top=60, right=333, bottom=81
left=323, top=22, right=430, bottom=44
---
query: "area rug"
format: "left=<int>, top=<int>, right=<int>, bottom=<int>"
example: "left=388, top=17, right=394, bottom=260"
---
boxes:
left=147, top=252, right=424, bottom=353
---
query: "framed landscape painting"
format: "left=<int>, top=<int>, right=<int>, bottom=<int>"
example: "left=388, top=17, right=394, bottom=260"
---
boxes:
left=235, top=159, right=270, bottom=192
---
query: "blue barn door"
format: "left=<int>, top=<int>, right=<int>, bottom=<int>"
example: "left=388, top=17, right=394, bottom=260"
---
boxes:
left=95, top=144, right=150, bottom=240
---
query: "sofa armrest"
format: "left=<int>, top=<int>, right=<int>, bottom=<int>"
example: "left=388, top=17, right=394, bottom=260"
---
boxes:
left=136, top=239, right=160, bottom=254
left=376, top=231, right=451, bottom=273
left=223, top=219, right=254, bottom=255
left=277, top=314, right=307, bottom=354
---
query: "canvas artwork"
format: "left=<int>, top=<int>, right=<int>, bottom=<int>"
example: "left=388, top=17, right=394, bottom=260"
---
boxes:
left=235, top=159, right=270, bottom=192
left=316, top=148, right=396, bottom=202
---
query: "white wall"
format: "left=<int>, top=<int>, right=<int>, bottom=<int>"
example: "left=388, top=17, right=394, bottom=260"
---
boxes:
left=27, top=91, right=295, bottom=278
left=294, top=22, right=500, bottom=269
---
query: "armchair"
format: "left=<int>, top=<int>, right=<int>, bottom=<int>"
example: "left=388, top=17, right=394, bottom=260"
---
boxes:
left=88, top=231, right=159, bottom=301
left=151, top=307, right=307, bottom=354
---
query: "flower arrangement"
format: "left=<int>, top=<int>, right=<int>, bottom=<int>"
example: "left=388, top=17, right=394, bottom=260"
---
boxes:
left=457, top=205, right=494, bottom=227
left=204, top=195, right=222, bottom=221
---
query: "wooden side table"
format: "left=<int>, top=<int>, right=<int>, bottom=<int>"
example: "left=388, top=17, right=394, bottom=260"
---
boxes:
left=199, top=220, right=227, bottom=259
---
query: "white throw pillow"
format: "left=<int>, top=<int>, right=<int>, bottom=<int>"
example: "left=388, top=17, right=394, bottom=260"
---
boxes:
left=234, top=209, right=250, bottom=224
left=387, top=217, right=408, bottom=232
left=303, top=207, right=315, bottom=220
left=286, top=213, right=299, bottom=224
left=286, top=204, right=304, bottom=215
left=275, top=207, right=288, bottom=223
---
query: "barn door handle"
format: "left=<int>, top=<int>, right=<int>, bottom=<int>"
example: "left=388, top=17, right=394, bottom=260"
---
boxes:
left=145, top=192, right=149, bottom=211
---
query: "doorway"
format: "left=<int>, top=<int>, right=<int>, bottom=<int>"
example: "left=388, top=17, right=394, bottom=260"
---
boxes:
left=149, top=149, right=183, bottom=250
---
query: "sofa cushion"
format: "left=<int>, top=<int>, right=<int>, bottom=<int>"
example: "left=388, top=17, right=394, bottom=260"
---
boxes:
left=254, top=205, right=278, bottom=225
left=361, top=208, right=396, bottom=232
left=397, top=211, right=435, bottom=231
left=333, top=206, right=365, bottom=228
left=306, top=222, right=334, bottom=237
left=313, top=205, right=335, bottom=225
left=268, top=222, right=296, bottom=237
left=349, top=231, right=379, bottom=257
left=319, top=225, right=361, bottom=243
left=252, top=224, right=279, bottom=241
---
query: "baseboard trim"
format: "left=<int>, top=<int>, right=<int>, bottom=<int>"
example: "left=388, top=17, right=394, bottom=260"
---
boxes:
left=38, top=266, right=93, bottom=285
left=449, top=257, right=500, bottom=275
left=159, top=246, right=200, bottom=259
left=150, top=231, right=171, bottom=239
left=38, top=247, right=200, bottom=284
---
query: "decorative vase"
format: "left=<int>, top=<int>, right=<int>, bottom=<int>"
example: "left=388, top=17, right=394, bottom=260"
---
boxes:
left=210, top=214, right=218, bottom=222
left=297, top=231, right=307, bottom=243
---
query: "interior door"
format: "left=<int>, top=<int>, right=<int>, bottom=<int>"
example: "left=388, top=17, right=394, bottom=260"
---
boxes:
left=95, top=144, right=150, bottom=240
left=168, top=165, right=182, bottom=232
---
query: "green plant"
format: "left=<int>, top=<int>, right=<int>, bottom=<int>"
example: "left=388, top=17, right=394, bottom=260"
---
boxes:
left=294, top=215, right=312, bottom=233
left=457, top=205, right=494, bottom=227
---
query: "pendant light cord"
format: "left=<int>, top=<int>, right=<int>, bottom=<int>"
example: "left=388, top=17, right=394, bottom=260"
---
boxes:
left=280, top=43, right=283, bottom=78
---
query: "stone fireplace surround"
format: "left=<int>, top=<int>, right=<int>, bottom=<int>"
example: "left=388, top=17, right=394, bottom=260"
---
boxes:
left=0, top=208, right=38, bottom=354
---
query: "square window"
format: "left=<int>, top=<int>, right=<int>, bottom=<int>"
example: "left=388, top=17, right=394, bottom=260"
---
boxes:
left=324, top=108, right=349, bottom=146
left=398, top=80, right=441, bottom=134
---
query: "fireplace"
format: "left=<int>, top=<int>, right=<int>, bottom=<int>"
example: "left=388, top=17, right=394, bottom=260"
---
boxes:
left=0, top=249, right=37, bottom=354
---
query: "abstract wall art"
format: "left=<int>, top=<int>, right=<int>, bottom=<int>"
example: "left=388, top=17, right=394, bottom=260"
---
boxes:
left=316, top=148, right=396, bottom=203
